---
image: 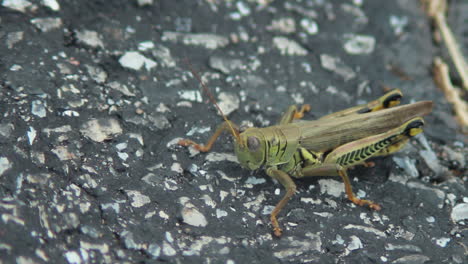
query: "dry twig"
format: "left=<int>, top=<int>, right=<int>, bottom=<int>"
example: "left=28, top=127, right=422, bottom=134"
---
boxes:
left=422, top=0, right=468, bottom=91
left=433, top=57, right=468, bottom=131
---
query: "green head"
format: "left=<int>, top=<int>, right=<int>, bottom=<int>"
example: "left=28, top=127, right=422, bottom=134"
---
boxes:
left=233, top=128, right=266, bottom=170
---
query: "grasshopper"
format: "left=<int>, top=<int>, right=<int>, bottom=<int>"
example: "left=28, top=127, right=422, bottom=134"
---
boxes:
left=178, top=72, right=432, bottom=237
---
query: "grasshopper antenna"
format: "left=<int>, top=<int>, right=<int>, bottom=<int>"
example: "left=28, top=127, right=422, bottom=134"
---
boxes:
left=184, top=59, right=241, bottom=143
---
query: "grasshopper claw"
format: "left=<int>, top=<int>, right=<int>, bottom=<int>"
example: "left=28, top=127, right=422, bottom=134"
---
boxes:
left=350, top=197, right=381, bottom=211
left=369, top=203, right=382, bottom=211
left=273, top=227, right=283, bottom=237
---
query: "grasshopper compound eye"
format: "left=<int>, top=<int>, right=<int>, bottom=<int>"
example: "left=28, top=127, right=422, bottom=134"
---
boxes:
left=247, top=136, right=260, bottom=152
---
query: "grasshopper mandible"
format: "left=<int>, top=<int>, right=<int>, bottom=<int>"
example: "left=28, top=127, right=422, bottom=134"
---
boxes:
left=178, top=70, right=433, bottom=237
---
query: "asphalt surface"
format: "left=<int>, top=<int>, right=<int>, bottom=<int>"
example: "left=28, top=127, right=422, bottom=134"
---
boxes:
left=0, top=0, right=467, bottom=263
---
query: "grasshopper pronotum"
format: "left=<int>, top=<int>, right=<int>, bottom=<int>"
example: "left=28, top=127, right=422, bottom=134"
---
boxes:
left=179, top=70, right=433, bottom=237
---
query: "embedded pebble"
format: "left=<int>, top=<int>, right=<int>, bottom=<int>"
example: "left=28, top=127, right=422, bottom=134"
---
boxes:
left=273, top=233, right=322, bottom=258
left=343, top=34, right=375, bottom=55
left=385, top=243, right=422, bottom=252
left=121, top=231, right=145, bottom=250
left=31, top=100, right=47, bottom=118
left=0, top=123, right=14, bottom=138
left=165, top=232, right=174, bottom=243
left=392, top=254, right=431, bottom=264
left=186, top=126, right=211, bottom=136
left=318, top=179, right=344, bottom=198
left=6, top=31, right=24, bottom=49
left=245, top=177, right=266, bottom=185
left=75, top=30, right=104, bottom=48
left=138, top=41, right=154, bottom=51
left=341, top=4, right=368, bottom=24
left=267, top=18, right=296, bottom=34
left=51, top=146, right=76, bottom=161
left=162, top=241, right=176, bottom=256
left=201, top=195, right=216, bottom=208
left=217, top=92, right=240, bottom=116
left=262, top=205, right=274, bottom=215
left=180, top=200, right=208, bottom=227
left=126, top=190, right=151, bottom=208
left=148, top=113, right=171, bottom=130
left=300, top=197, right=322, bottom=205
left=451, top=203, right=468, bottom=222
left=0, top=157, right=12, bottom=176
left=417, top=134, right=446, bottom=175
left=43, top=125, right=72, bottom=136
left=80, top=118, right=123, bottom=142
left=320, top=54, right=356, bottom=81
left=216, top=209, right=228, bottom=218
left=101, top=203, right=120, bottom=214
left=30, top=17, right=62, bottom=32
left=434, top=237, right=450, bottom=247
left=119, top=51, right=157, bottom=71
left=171, top=163, right=183, bottom=174
left=313, top=212, right=333, bottom=218
left=146, top=243, right=161, bottom=259
left=162, top=32, right=229, bottom=49
left=151, top=45, right=176, bottom=67
left=86, top=65, right=108, bottom=84
left=209, top=56, right=244, bottom=74
left=159, top=210, right=169, bottom=220
left=389, top=15, right=408, bottom=35
left=442, top=145, right=465, bottom=168
left=27, top=127, right=37, bottom=145
left=273, top=37, right=308, bottom=56
left=393, top=156, right=419, bottom=179
left=343, top=224, right=387, bottom=238
left=137, top=0, right=153, bottom=6
left=117, top=152, right=129, bottom=161
left=236, top=1, right=251, bottom=16
left=300, top=18, right=318, bottom=35
left=347, top=235, right=363, bottom=251
left=205, top=152, right=238, bottom=163
left=2, top=0, right=33, bottom=13
left=64, top=251, right=81, bottom=264
left=178, top=90, right=202, bottom=103
left=43, top=0, right=60, bottom=11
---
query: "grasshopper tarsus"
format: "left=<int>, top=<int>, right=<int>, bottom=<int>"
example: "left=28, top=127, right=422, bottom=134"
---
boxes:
left=273, top=227, right=283, bottom=237
left=362, top=161, right=376, bottom=168
left=350, top=197, right=382, bottom=211
left=293, top=104, right=311, bottom=120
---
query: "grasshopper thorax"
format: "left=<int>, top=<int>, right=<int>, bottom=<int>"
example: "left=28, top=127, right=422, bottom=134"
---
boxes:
left=234, top=128, right=266, bottom=170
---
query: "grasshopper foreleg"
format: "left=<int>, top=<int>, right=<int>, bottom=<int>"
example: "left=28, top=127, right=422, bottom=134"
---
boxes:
left=266, top=167, right=297, bottom=237
left=178, top=121, right=239, bottom=152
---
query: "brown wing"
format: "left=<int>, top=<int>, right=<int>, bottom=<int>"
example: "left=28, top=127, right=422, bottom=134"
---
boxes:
left=291, top=101, right=432, bottom=152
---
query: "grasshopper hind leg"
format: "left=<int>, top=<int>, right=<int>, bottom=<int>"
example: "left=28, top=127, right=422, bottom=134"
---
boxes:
left=375, top=118, right=425, bottom=157
left=319, top=89, right=403, bottom=119
left=298, top=117, right=425, bottom=211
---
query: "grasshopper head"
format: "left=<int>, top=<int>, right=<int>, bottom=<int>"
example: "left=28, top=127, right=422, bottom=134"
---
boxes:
left=234, top=128, right=266, bottom=170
